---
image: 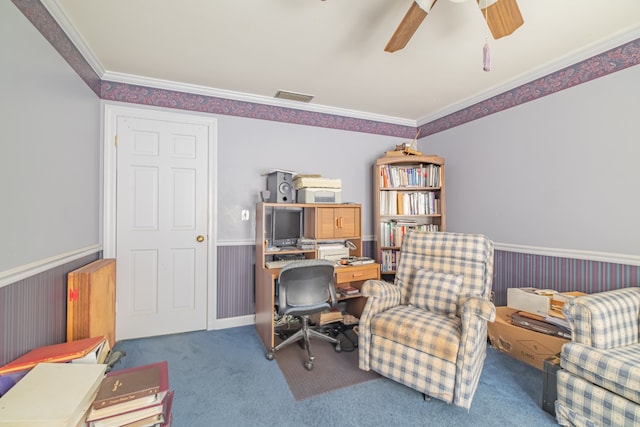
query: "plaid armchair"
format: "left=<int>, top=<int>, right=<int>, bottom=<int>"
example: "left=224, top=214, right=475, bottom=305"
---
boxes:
left=556, top=287, right=640, bottom=426
left=358, top=231, right=495, bottom=410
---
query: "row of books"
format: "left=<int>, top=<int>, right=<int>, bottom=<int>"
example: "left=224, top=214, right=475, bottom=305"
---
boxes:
left=379, top=221, right=438, bottom=248
left=379, top=163, right=441, bottom=188
left=380, top=191, right=440, bottom=216
left=379, top=249, right=400, bottom=273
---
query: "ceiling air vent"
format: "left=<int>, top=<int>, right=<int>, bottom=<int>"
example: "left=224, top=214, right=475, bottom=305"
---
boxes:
left=274, top=90, right=314, bottom=103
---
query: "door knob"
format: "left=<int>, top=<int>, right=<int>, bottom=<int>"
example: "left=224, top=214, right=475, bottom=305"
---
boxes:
left=196, top=235, right=205, bottom=242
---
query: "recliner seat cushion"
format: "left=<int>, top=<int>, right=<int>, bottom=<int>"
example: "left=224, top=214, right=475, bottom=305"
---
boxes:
left=370, top=305, right=461, bottom=363
left=561, top=342, right=640, bottom=405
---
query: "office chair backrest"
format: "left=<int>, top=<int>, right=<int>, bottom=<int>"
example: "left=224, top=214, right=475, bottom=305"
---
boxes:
left=278, top=259, right=336, bottom=316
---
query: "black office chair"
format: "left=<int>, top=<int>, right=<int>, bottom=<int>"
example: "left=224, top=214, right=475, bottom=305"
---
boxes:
left=265, top=259, right=341, bottom=370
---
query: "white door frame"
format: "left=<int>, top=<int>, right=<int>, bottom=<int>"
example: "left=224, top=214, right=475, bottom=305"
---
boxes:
left=102, top=102, right=219, bottom=331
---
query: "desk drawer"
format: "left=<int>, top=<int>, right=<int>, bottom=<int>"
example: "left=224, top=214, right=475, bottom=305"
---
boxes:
left=335, top=265, right=379, bottom=284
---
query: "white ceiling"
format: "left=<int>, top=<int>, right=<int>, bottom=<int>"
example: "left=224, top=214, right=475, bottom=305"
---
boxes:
left=47, top=0, right=640, bottom=125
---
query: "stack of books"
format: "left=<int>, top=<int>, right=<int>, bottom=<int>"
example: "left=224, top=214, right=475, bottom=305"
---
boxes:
left=311, top=308, right=344, bottom=326
left=339, top=257, right=375, bottom=266
left=338, top=285, right=360, bottom=297
left=510, top=311, right=571, bottom=339
left=86, top=361, right=174, bottom=427
left=508, top=291, right=587, bottom=339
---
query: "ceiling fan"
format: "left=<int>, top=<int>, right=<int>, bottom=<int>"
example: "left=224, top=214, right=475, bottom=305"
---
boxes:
left=385, top=0, right=524, bottom=52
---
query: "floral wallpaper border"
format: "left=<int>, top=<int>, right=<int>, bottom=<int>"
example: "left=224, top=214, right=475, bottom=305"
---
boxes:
left=12, top=0, right=640, bottom=138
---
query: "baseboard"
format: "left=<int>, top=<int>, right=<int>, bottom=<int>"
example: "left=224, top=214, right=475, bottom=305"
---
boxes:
left=208, top=314, right=255, bottom=330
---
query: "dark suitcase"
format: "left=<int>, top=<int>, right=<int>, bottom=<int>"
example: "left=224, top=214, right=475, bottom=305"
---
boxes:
left=542, top=355, right=561, bottom=416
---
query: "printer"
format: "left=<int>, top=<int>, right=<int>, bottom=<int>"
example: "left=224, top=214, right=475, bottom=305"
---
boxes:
left=317, top=244, right=349, bottom=261
left=294, top=176, right=342, bottom=204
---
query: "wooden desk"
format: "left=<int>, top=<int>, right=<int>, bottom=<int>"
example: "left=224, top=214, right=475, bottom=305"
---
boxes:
left=255, top=262, right=380, bottom=351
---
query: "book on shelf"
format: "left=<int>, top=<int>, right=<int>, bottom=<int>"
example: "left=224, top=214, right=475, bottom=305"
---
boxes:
left=0, top=336, right=108, bottom=375
left=0, top=362, right=107, bottom=427
left=92, top=361, right=167, bottom=410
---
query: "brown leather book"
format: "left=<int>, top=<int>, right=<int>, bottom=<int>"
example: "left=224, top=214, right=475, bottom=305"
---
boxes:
left=92, top=361, right=167, bottom=410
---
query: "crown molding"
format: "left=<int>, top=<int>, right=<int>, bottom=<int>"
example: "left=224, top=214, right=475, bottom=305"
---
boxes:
left=101, top=71, right=416, bottom=128
left=417, top=25, right=640, bottom=126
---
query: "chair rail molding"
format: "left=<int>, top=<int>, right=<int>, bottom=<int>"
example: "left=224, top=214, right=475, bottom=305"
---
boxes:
left=0, top=244, right=102, bottom=289
left=494, top=242, right=640, bottom=267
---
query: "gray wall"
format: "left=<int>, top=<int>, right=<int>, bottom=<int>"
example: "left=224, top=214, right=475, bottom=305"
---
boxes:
left=422, top=65, right=640, bottom=256
left=1, top=1, right=101, bottom=273
left=215, top=115, right=403, bottom=242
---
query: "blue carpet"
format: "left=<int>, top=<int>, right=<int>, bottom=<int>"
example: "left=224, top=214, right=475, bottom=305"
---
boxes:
left=112, top=326, right=558, bottom=427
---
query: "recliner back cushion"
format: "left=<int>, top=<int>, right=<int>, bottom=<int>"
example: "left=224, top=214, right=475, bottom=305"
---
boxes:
left=409, top=269, right=463, bottom=317
left=395, top=231, right=493, bottom=306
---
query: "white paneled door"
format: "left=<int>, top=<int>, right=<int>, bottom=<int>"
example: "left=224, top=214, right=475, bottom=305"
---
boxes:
left=116, top=116, right=209, bottom=340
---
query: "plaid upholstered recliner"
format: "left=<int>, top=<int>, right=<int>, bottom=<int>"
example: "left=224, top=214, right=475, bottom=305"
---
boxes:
left=556, top=287, right=640, bottom=426
left=358, top=231, right=495, bottom=410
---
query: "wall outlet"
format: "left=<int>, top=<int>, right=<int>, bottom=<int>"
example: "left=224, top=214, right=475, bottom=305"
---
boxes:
left=241, top=209, right=250, bottom=221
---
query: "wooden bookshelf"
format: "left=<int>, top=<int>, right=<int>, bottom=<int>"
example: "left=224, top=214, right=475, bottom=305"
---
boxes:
left=373, top=155, right=446, bottom=274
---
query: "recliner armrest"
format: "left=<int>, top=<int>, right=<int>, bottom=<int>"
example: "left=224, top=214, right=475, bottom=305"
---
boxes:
left=361, top=279, right=401, bottom=301
left=563, top=287, right=640, bottom=348
left=358, top=279, right=401, bottom=371
left=460, top=296, right=496, bottom=322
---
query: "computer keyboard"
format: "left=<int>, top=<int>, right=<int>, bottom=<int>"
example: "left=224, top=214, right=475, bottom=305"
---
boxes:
left=265, top=259, right=297, bottom=269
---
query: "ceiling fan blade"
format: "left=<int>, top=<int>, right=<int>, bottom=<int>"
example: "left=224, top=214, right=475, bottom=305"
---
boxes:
left=478, top=0, right=524, bottom=39
left=385, top=0, right=437, bottom=53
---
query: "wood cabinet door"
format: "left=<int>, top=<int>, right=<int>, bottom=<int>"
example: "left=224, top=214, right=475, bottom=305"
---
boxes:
left=316, top=208, right=337, bottom=239
left=334, top=207, right=359, bottom=238
left=315, top=207, right=360, bottom=239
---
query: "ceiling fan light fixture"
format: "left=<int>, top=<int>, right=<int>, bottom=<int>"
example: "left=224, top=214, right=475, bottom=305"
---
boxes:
left=274, top=90, right=314, bottom=103
left=415, top=0, right=436, bottom=12
left=477, top=0, right=498, bottom=8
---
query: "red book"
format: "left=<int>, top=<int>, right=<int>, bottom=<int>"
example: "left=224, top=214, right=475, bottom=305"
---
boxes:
left=0, top=336, right=106, bottom=375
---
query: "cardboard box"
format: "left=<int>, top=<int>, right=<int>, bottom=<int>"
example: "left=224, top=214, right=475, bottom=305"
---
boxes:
left=507, top=287, right=555, bottom=317
left=487, top=306, right=569, bottom=371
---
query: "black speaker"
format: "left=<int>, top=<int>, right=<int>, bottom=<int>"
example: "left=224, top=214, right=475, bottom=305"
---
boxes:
left=266, top=171, right=295, bottom=203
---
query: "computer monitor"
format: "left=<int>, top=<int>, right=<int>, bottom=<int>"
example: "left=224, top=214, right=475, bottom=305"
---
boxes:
left=270, top=208, right=303, bottom=248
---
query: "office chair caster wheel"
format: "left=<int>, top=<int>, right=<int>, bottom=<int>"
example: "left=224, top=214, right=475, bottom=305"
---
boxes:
left=266, top=349, right=275, bottom=360
left=334, top=343, right=342, bottom=352
left=305, top=361, right=314, bottom=371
